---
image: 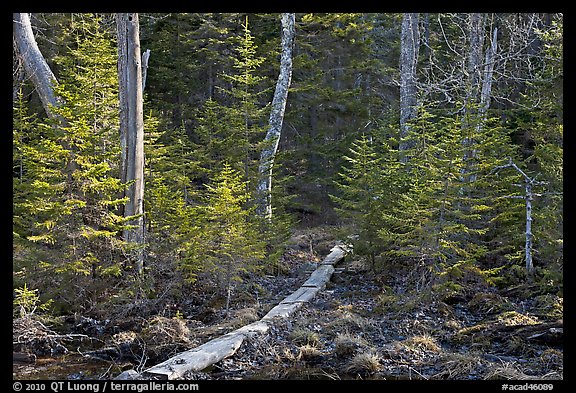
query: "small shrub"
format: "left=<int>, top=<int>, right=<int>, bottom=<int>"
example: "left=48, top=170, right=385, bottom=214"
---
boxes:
left=432, top=281, right=465, bottom=304
left=13, top=284, right=52, bottom=318
left=533, top=294, right=563, bottom=319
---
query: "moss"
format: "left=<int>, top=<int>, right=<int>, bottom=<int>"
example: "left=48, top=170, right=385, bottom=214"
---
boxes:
left=496, top=311, right=539, bottom=327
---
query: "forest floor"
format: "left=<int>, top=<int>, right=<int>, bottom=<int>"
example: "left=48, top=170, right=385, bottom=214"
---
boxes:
left=13, top=226, right=563, bottom=381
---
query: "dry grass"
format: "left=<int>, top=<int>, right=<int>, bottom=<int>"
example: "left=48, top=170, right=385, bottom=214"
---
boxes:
left=375, top=293, right=400, bottom=313
left=140, top=316, right=194, bottom=360
left=539, top=349, right=563, bottom=369
left=402, top=333, right=442, bottom=353
left=334, top=332, right=368, bottom=358
left=434, top=352, right=484, bottom=379
left=326, top=304, right=370, bottom=332
left=229, top=307, right=259, bottom=328
left=484, top=362, right=538, bottom=380
left=345, top=351, right=381, bottom=375
left=298, top=344, right=323, bottom=361
left=289, top=327, right=320, bottom=346
left=467, top=292, right=513, bottom=314
left=111, top=330, right=137, bottom=345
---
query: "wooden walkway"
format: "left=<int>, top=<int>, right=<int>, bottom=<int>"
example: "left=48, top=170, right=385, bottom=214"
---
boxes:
left=116, top=244, right=349, bottom=380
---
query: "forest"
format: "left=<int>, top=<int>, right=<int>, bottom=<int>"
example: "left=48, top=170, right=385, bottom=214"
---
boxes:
left=13, top=13, right=562, bottom=382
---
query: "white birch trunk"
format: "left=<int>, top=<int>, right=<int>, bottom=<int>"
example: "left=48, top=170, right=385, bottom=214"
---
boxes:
left=399, top=13, right=420, bottom=163
left=479, top=27, right=498, bottom=118
left=13, top=13, right=61, bottom=118
left=461, top=13, right=486, bottom=184
left=117, top=13, right=145, bottom=274
left=256, top=13, right=295, bottom=219
left=493, top=158, right=541, bottom=278
left=525, top=181, right=534, bottom=276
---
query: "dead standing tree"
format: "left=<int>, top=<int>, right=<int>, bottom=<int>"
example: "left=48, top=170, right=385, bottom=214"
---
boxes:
left=117, top=13, right=146, bottom=275
left=399, top=13, right=420, bottom=163
left=492, top=158, right=561, bottom=279
left=13, top=13, right=61, bottom=117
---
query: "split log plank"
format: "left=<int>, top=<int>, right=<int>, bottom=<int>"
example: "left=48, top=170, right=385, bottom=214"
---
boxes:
left=144, top=332, right=245, bottom=379
left=140, top=243, right=350, bottom=380
left=280, top=286, right=321, bottom=304
left=234, top=321, right=270, bottom=338
left=302, top=264, right=335, bottom=288
left=261, top=302, right=303, bottom=321
left=320, top=246, right=347, bottom=265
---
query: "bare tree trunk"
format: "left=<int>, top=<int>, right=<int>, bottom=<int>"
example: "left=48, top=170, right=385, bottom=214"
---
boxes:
left=479, top=26, right=498, bottom=122
left=13, top=13, right=60, bottom=118
left=524, top=181, right=534, bottom=277
left=117, top=14, right=129, bottom=188
left=256, top=13, right=295, bottom=219
left=117, top=13, right=145, bottom=275
left=13, top=37, right=26, bottom=104
left=461, top=13, right=486, bottom=183
left=399, top=13, right=420, bottom=163
left=491, top=158, right=555, bottom=279
left=465, top=13, right=485, bottom=103
left=141, top=49, right=151, bottom=92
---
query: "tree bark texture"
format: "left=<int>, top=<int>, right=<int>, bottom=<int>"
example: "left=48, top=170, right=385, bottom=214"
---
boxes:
left=465, top=13, right=486, bottom=105
left=13, top=13, right=60, bottom=118
left=399, top=13, right=420, bottom=163
left=479, top=27, right=498, bottom=119
left=493, top=158, right=542, bottom=278
left=117, top=13, right=146, bottom=274
left=525, top=181, right=534, bottom=276
left=256, top=13, right=295, bottom=219
left=461, top=13, right=486, bottom=184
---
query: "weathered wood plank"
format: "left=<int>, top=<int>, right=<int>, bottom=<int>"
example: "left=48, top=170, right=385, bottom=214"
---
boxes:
left=138, top=243, right=352, bottom=380
left=280, top=286, right=320, bottom=304
left=261, top=302, right=303, bottom=321
left=320, top=246, right=347, bottom=265
left=234, top=321, right=270, bottom=338
left=144, top=332, right=246, bottom=379
left=302, top=264, right=335, bottom=288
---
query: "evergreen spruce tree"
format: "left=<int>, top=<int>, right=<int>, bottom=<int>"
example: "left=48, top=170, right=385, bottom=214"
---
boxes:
left=520, top=19, right=562, bottom=286
left=332, top=134, right=385, bottom=268
left=13, top=15, right=131, bottom=311
left=182, top=164, right=266, bottom=315
left=196, top=16, right=268, bottom=186
left=363, top=106, right=522, bottom=292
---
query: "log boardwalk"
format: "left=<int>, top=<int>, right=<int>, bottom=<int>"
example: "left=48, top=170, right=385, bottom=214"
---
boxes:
left=121, top=244, right=349, bottom=380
